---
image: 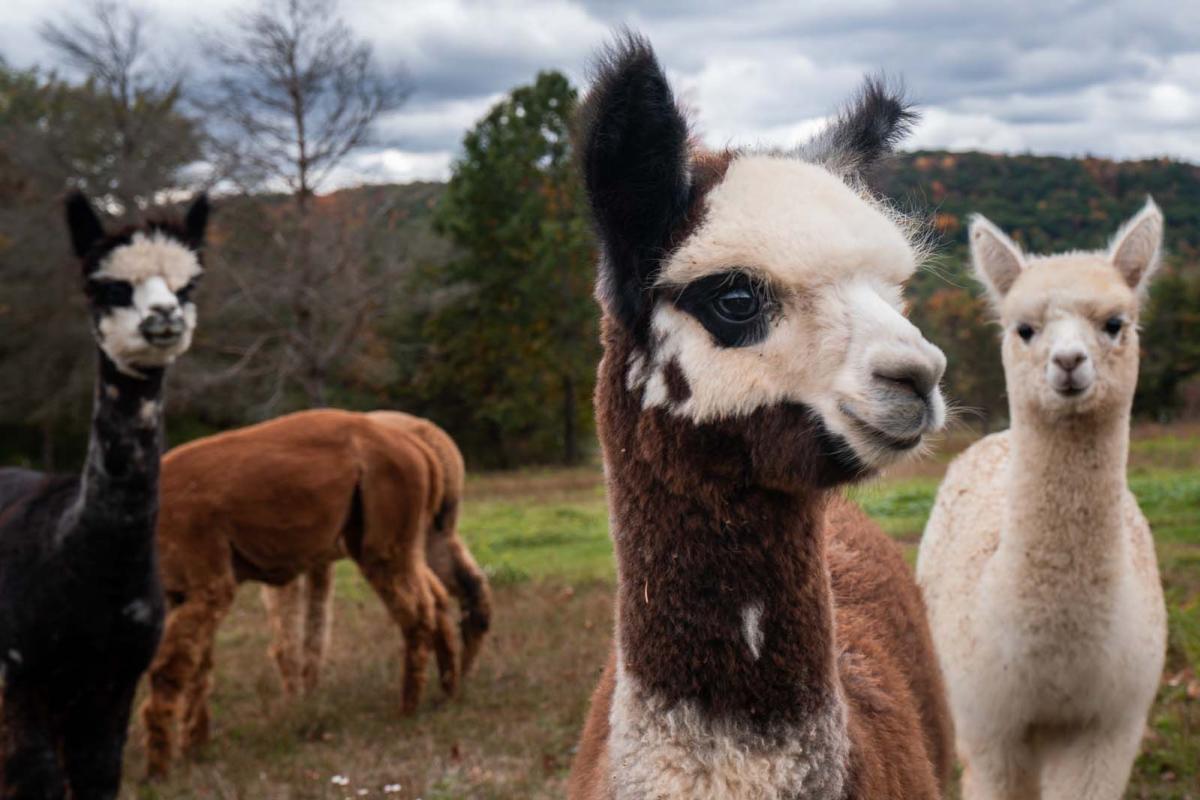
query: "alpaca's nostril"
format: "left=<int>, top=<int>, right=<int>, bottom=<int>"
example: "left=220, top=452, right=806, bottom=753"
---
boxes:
left=873, top=365, right=936, bottom=402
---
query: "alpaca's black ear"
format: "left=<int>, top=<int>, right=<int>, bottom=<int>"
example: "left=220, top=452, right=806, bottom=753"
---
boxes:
left=65, top=190, right=104, bottom=259
left=577, top=33, right=691, bottom=335
left=802, top=76, right=916, bottom=175
left=184, top=193, right=209, bottom=247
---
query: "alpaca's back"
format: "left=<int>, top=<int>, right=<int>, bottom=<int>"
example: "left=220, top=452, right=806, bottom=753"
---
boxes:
left=825, top=496, right=955, bottom=793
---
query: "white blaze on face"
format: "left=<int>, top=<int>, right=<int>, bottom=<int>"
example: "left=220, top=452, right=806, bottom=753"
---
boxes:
left=631, top=154, right=946, bottom=469
left=1042, top=315, right=1097, bottom=393
left=92, top=231, right=202, bottom=372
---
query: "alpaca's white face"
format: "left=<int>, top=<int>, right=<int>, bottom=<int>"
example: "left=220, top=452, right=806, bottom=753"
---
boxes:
left=999, top=257, right=1140, bottom=417
left=88, top=231, right=203, bottom=373
left=630, top=156, right=947, bottom=469
left=971, top=201, right=1162, bottom=420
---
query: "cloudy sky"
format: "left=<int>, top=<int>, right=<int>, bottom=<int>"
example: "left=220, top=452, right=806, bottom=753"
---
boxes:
left=4, top=0, right=1199, bottom=187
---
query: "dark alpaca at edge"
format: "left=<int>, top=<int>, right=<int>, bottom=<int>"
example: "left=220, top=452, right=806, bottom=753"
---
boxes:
left=569, top=35, right=954, bottom=799
left=0, top=191, right=208, bottom=800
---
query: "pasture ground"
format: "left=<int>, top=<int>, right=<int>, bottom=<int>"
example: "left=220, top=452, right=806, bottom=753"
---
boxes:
left=126, top=426, right=1200, bottom=799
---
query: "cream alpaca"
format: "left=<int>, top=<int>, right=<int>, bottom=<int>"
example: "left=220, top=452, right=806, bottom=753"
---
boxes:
left=917, top=202, right=1168, bottom=800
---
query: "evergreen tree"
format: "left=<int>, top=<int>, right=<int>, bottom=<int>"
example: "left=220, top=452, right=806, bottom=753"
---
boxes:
left=413, top=71, right=598, bottom=467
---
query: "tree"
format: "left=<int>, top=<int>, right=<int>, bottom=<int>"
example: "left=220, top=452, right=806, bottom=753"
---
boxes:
left=198, top=0, right=409, bottom=406
left=1136, top=261, right=1200, bottom=419
left=410, top=71, right=598, bottom=467
left=39, top=0, right=201, bottom=214
left=203, top=0, right=407, bottom=209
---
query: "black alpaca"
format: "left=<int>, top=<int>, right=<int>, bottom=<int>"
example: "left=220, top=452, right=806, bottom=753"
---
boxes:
left=0, top=191, right=208, bottom=799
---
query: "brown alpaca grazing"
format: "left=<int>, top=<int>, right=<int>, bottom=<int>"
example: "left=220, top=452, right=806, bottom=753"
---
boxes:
left=140, top=409, right=474, bottom=778
left=260, top=410, right=493, bottom=695
left=568, top=36, right=954, bottom=799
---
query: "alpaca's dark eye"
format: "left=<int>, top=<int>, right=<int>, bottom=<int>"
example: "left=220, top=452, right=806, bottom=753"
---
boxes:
left=88, top=279, right=133, bottom=308
left=713, top=287, right=760, bottom=323
left=176, top=279, right=198, bottom=304
left=1103, top=316, right=1123, bottom=337
left=1016, top=323, right=1035, bottom=342
left=673, top=270, right=773, bottom=348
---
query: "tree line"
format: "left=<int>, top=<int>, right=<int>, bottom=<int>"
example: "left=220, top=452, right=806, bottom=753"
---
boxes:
left=1, top=1, right=1197, bottom=471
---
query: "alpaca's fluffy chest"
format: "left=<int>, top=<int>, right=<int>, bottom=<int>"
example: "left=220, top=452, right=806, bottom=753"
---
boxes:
left=606, top=669, right=849, bottom=800
left=961, top=550, right=1165, bottom=736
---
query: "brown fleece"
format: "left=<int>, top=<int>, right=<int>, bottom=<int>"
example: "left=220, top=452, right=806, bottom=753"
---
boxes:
left=568, top=319, right=952, bottom=798
left=367, top=411, right=494, bottom=675
left=142, top=409, right=458, bottom=778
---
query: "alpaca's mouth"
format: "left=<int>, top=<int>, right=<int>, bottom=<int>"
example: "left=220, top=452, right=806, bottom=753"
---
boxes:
left=840, top=406, right=923, bottom=452
left=1051, top=378, right=1093, bottom=399
left=143, top=330, right=183, bottom=348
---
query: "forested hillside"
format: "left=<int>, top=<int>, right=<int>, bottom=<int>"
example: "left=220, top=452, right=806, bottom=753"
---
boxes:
left=873, top=151, right=1200, bottom=431
left=2, top=149, right=1197, bottom=468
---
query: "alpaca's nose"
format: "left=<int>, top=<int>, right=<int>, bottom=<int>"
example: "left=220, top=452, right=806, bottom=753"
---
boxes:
left=140, top=307, right=185, bottom=343
left=873, top=360, right=940, bottom=403
left=1052, top=348, right=1087, bottom=373
left=868, top=343, right=947, bottom=436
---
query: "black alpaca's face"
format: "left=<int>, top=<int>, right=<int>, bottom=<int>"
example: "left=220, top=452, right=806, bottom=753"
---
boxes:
left=67, top=193, right=208, bottom=374
left=580, top=37, right=947, bottom=480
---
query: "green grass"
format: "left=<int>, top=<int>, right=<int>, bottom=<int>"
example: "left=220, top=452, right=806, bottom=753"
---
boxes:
left=119, top=437, right=1200, bottom=799
left=458, top=493, right=612, bottom=584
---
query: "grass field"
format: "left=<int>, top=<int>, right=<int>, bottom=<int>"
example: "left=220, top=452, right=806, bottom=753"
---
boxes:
left=124, top=427, right=1200, bottom=799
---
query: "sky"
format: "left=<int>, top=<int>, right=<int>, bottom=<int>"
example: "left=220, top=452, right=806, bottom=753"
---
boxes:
left=4, top=0, right=1199, bottom=187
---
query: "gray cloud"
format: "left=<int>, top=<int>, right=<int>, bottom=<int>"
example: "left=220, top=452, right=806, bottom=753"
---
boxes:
left=2, top=0, right=1198, bottom=183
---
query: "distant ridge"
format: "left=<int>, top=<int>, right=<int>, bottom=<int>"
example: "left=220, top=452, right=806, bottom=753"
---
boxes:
left=323, top=150, right=1199, bottom=267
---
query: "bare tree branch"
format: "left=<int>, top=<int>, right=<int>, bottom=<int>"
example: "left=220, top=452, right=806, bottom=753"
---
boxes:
left=38, top=0, right=199, bottom=214
left=201, top=0, right=410, bottom=204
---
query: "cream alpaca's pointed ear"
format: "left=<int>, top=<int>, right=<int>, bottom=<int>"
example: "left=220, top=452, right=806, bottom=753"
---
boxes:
left=969, top=214, right=1025, bottom=302
left=1109, top=198, right=1163, bottom=293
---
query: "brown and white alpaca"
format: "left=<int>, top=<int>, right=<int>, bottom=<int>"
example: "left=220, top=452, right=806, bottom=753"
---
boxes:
left=568, top=36, right=954, bottom=799
left=917, top=204, right=1168, bottom=800
left=140, top=409, right=465, bottom=778
left=260, top=410, right=492, bottom=695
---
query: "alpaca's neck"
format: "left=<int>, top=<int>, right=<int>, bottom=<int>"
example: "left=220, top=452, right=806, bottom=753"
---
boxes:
left=596, top=331, right=848, bottom=796
left=74, top=351, right=167, bottom=532
left=1003, top=403, right=1131, bottom=581
left=608, top=473, right=841, bottom=724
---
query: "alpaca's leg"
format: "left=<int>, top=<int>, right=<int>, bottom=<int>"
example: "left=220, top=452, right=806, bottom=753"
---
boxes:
left=425, top=564, right=461, bottom=697
left=181, top=638, right=215, bottom=755
left=300, top=563, right=335, bottom=694
left=60, top=680, right=138, bottom=800
left=960, top=740, right=1041, bottom=800
left=1038, top=725, right=1143, bottom=800
left=0, top=688, right=67, bottom=800
left=261, top=578, right=304, bottom=698
left=356, top=560, right=437, bottom=715
left=140, top=584, right=234, bottom=779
